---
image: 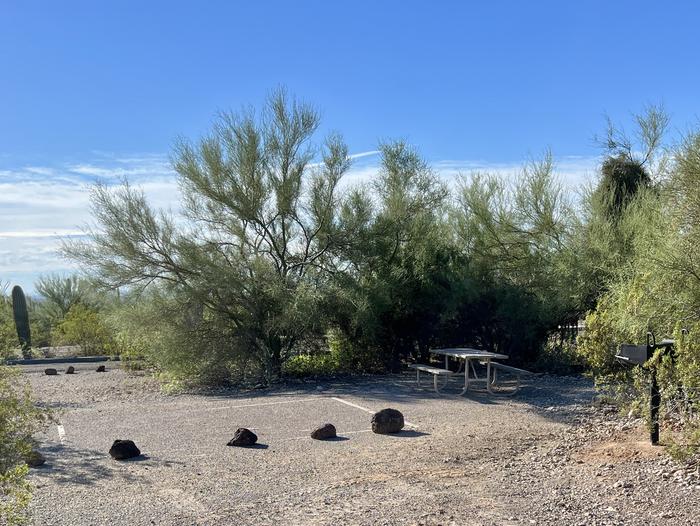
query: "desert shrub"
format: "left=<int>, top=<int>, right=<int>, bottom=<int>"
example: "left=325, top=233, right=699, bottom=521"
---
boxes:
left=0, top=366, right=51, bottom=525
left=282, top=354, right=340, bottom=378
left=576, top=122, right=700, bottom=449
left=52, top=304, right=114, bottom=356
left=282, top=329, right=388, bottom=377
left=531, top=338, right=588, bottom=376
left=0, top=299, right=20, bottom=363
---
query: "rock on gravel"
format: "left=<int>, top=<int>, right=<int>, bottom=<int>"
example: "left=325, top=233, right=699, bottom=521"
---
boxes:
left=44, top=368, right=58, bottom=375
left=65, top=366, right=75, bottom=374
left=227, top=428, right=258, bottom=447
left=371, top=408, right=404, bottom=434
left=96, top=365, right=106, bottom=372
left=109, top=439, right=141, bottom=460
left=311, top=423, right=337, bottom=440
left=24, top=450, right=46, bottom=467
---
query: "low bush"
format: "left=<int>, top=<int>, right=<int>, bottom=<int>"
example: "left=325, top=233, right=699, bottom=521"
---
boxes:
left=0, top=366, right=51, bottom=525
left=52, top=304, right=114, bottom=356
left=282, top=353, right=340, bottom=378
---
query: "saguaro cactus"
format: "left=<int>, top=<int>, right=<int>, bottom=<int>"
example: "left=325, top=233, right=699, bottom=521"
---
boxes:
left=11, top=285, right=31, bottom=355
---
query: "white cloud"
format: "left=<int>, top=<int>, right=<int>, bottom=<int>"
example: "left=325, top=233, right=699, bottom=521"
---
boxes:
left=0, top=151, right=600, bottom=293
left=348, top=150, right=380, bottom=160
left=0, top=230, right=84, bottom=238
left=340, top=154, right=599, bottom=190
left=0, top=158, right=179, bottom=293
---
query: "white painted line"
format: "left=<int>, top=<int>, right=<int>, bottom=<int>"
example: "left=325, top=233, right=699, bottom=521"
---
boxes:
left=330, top=397, right=418, bottom=428
left=330, top=396, right=374, bottom=414
left=56, top=424, right=66, bottom=443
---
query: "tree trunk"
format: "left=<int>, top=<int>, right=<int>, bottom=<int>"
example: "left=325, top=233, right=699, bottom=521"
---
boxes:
left=265, top=336, right=283, bottom=383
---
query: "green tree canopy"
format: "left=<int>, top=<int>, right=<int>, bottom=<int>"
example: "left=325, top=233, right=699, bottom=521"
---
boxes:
left=64, top=89, right=352, bottom=381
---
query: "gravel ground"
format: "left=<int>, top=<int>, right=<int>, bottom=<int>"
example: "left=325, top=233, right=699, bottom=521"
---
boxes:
left=20, top=363, right=700, bottom=525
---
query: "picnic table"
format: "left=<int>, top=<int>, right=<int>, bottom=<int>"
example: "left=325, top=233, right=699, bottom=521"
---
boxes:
left=429, top=348, right=508, bottom=394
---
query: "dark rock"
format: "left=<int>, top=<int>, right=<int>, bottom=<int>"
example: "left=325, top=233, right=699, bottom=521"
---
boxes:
left=109, top=439, right=141, bottom=460
left=371, top=408, right=405, bottom=434
left=96, top=365, right=106, bottom=372
left=311, top=423, right=337, bottom=440
left=227, top=428, right=257, bottom=447
left=44, top=368, right=58, bottom=375
left=25, top=450, right=46, bottom=468
left=65, top=366, right=75, bottom=374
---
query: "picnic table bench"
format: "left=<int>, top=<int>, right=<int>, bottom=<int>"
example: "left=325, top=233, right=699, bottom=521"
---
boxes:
left=408, top=363, right=455, bottom=392
left=479, top=361, right=535, bottom=394
left=408, top=348, right=534, bottom=395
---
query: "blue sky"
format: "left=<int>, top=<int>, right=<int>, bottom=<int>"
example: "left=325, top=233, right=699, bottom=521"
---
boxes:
left=1, top=1, right=698, bottom=292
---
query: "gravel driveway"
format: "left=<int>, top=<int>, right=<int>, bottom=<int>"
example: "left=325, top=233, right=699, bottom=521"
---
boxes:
left=22, top=363, right=700, bottom=525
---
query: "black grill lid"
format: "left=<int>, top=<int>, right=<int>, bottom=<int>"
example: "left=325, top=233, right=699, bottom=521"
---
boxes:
left=615, top=344, right=649, bottom=366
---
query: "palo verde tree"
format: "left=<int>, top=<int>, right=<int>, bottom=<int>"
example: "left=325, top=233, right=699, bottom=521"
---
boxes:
left=35, top=274, right=93, bottom=321
left=451, top=153, right=578, bottom=362
left=330, top=142, right=452, bottom=370
left=574, top=105, right=670, bottom=310
left=64, top=89, right=352, bottom=382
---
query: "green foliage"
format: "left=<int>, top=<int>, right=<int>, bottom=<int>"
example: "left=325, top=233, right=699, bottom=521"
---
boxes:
left=329, top=141, right=454, bottom=370
left=64, top=89, right=352, bottom=383
left=576, top=115, right=700, bottom=449
left=0, top=366, right=51, bottom=525
left=52, top=304, right=114, bottom=356
left=0, top=296, right=21, bottom=363
left=35, top=275, right=92, bottom=320
left=530, top=337, right=587, bottom=376
left=32, top=274, right=99, bottom=346
left=449, top=153, right=580, bottom=363
left=282, top=353, right=340, bottom=378
left=55, top=94, right=690, bottom=397
left=0, top=464, right=30, bottom=526
left=596, top=156, right=651, bottom=220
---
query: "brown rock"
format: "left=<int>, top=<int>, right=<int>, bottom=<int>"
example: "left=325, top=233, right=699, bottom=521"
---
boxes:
left=109, top=439, right=141, bottom=460
left=25, top=450, right=46, bottom=468
left=311, top=423, right=337, bottom=440
left=227, top=428, right=258, bottom=447
left=371, top=408, right=405, bottom=434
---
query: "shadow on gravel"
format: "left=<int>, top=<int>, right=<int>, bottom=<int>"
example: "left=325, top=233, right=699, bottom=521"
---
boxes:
left=119, top=454, right=150, bottom=462
left=32, top=444, right=145, bottom=486
left=110, top=370, right=596, bottom=428
left=37, top=400, right=83, bottom=411
left=228, top=443, right=270, bottom=450
left=185, top=372, right=595, bottom=419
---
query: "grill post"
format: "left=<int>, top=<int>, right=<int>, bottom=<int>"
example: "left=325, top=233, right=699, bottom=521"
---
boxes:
left=616, top=331, right=677, bottom=446
left=650, top=367, right=660, bottom=445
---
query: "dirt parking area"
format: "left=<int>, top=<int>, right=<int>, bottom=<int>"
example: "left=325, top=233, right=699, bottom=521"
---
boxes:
left=21, top=363, right=700, bottom=525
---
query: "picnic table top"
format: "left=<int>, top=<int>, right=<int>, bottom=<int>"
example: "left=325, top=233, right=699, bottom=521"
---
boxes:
left=429, top=348, right=509, bottom=360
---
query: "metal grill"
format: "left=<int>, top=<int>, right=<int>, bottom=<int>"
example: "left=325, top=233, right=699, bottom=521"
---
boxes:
left=615, top=332, right=676, bottom=445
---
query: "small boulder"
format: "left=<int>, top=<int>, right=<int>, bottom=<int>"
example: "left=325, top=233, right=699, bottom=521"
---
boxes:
left=371, top=408, right=405, bottom=434
left=96, top=365, right=106, bottom=372
left=109, top=439, right=141, bottom=460
left=227, top=428, right=257, bottom=447
left=24, top=450, right=46, bottom=468
left=44, top=368, right=58, bottom=376
left=311, top=423, right=337, bottom=440
left=65, top=366, right=75, bottom=374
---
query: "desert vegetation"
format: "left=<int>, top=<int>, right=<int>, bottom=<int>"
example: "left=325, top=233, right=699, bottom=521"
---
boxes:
left=3, top=95, right=700, bottom=459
